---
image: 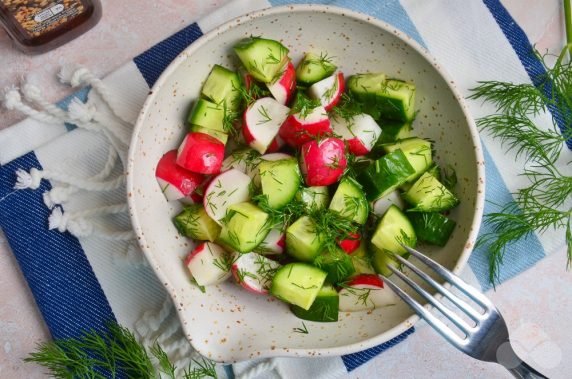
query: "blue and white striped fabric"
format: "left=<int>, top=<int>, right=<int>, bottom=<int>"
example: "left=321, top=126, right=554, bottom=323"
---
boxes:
left=0, top=0, right=568, bottom=378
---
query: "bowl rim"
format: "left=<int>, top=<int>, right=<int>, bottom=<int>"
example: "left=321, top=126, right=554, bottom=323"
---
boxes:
left=127, top=3, right=485, bottom=362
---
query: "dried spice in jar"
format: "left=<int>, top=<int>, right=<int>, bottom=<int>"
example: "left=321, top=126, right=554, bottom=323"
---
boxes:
left=0, top=0, right=101, bottom=54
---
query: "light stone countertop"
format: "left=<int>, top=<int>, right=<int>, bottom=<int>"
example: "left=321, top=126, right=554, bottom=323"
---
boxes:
left=1, top=1, right=571, bottom=378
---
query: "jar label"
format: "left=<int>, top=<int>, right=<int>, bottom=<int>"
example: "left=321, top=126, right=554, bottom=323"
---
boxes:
left=1, top=0, right=85, bottom=37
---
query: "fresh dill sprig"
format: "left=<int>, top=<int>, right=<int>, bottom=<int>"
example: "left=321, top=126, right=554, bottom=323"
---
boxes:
left=469, top=41, right=572, bottom=284
left=290, top=92, right=321, bottom=118
left=25, top=322, right=217, bottom=379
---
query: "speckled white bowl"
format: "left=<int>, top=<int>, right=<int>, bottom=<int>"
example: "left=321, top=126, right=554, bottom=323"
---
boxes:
left=127, top=5, right=485, bottom=363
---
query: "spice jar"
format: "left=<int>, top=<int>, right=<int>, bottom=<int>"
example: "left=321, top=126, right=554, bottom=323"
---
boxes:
left=0, top=0, right=101, bottom=54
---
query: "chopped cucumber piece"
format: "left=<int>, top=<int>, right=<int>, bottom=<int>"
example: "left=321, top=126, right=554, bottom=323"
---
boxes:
left=408, top=212, right=456, bottom=246
left=295, top=52, right=337, bottom=86
left=371, top=205, right=416, bottom=256
left=259, top=158, right=301, bottom=209
left=190, top=125, right=228, bottom=144
left=201, top=65, right=242, bottom=110
left=187, top=98, right=225, bottom=132
left=286, top=216, right=325, bottom=262
left=403, top=172, right=460, bottom=212
left=347, top=74, right=416, bottom=121
left=296, top=186, right=330, bottom=210
left=270, top=263, right=327, bottom=310
left=378, top=119, right=412, bottom=144
left=382, top=137, right=433, bottom=183
left=290, top=283, right=339, bottom=322
left=234, top=37, right=289, bottom=83
left=173, top=204, right=221, bottom=242
left=219, top=202, right=270, bottom=253
left=329, top=177, right=369, bottom=225
left=370, top=248, right=399, bottom=277
left=313, top=247, right=355, bottom=284
left=356, top=149, right=415, bottom=201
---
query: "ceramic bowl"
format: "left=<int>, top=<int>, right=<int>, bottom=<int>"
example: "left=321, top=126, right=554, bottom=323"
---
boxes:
left=127, top=4, right=485, bottom=363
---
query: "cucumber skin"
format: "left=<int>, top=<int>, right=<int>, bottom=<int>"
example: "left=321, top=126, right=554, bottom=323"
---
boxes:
left=270, top=263, right=327, bottom=310
left=290, top=284, right=339, bottom=322
left=408, top=212, right=456, bottom=246
left=356, top=149, right=415, bottom=201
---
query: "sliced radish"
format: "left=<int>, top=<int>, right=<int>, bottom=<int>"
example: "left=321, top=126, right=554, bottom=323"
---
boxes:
left=331, top=113, right=382, bottom=156
left=308, top=72, right=345, bottom=111
left=279, top=105, right=331, bottom=147
left=300, top=137, right=347, bottom=186
left=231, top=252, right=281, bottom=294
left=185, top=242, right=232, bottom=286
left=266, top=135, right=285, bottom=153
left=155, top=150, right=204, bottom=201
left=221, top=149, right=261, bottom=180
left=242, top=97, right=290, bottom=154
left=338, top=274, right=397, bottom=312
left=372, top=190, right=405, bottom=216
left=203, top=168, right=251, bottom=225
left=177, top=132, right=225, bottom=175
left=338, top=231, right=361, bottom=254
left=266, top=61, right=296, bottom=105
left=256, top=227, right=286, bottom=255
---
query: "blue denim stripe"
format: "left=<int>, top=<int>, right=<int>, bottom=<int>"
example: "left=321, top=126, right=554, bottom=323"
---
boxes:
left=341, top=327, right=415, bottom=371
left=269, top=0, right=426, bottom=48
left=133, top=22, right=203, bottom=87
left=469, top=144, right=545, bottom=291
left=483, top=0, right=571, bottom=149
left=0, top=152, right=116, bottom=340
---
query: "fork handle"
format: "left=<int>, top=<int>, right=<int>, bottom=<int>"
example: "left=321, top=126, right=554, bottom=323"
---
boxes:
left=507, top=361, right=548, bottom=379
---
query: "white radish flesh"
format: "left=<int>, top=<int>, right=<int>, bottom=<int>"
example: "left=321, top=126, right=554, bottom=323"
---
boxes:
left=372, top=190, right=405, bottom=216
left=331, top=113, right=382, bottom=155
left=308, top=72, right=344, bottom=111
left=203, top=168, right=251, bottom=225
left=266, top=61, right=296, bottom=105
left=242, top=97, right=290, bottom=154
left=338, top=274, right=397, bottom=312
left=231, top=252, right=281, bottom=294
left=185, top=242, right=232, bottom=286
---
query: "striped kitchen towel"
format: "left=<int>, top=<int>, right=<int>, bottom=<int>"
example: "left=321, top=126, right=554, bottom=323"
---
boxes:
left=0, top=0, right=568, bottom=378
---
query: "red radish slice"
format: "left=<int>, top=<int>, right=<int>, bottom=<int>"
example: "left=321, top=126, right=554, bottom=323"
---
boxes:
left=242, top=97, right=290, bottom=154
left=266, top=61, right=296, bottom=105
left=338, top=274, right=397, bottom=312
left=203, top=168, right=251, bottom=225
left=279, top=105, right=331, bottom=147
left=300, top=137, right=347, bottom=186
left=176, top=132, right=225, bottom=175
left=338, top=231, right=361, bottom=254
left=256, top=227, right=286, bottom=255
left=308, top=72, right=345, bottom=111
left=185, top=242, right=232, bottom=286
left=155, top=150, right=204, bottom=201
left=372, top=190, right=405, bottom=216
left=266, top=135, right=285, bottom=153
left=331, top=113, right=382, bottom=156
left=231, top=252, right=281, bottom=294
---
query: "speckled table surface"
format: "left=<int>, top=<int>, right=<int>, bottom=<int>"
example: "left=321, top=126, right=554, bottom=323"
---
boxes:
left=1, top=1, right=571, bottom=378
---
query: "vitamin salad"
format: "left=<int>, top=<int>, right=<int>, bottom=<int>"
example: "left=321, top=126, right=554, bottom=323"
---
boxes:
left=155, top=36, right=459, bottom=322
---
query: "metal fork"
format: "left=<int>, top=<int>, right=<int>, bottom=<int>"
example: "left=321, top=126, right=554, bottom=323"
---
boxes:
left=381, top=246, right=547, bottom=379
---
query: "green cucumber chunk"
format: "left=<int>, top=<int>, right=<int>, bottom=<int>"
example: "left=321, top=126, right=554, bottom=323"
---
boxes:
left=347, top=74, right=416, bottom=121
left=356, top=149, right=415, bottom=201
left=259, top=158, right=301, bottom=209
left=173, top=204, right=221, bottom=242
left=403, top=172, right=460, bottom=212
left=329, top=177, right=369, bottom=225
left=378, top=119, right=412, bottom=144
left=371, top=205, right=417, bottom=256
left=382, top=137, right=433, bottom=183
left=190, top=125, right=228, bottom=144
left=295, top=52, right=337, bottom=85
left=313, top=248, right=355, bottom=284
left=296, top=186, right=330, bottom=210
left=285, top=216, right=325, bottom=262
left=234, top=37, right=289, bottom=83
left=408, top=212, right=456, bottom=246
left=290, top=283, right=339, bottom=322
left=370, top=248, right=401, bottom=277
left=187, top=98, right=225, bottom=132
left=201, top=65, right=242, bottom=110
left=270, top=263, right=327, bottom=310
left=219, top=202, right=270, bottom=253
left=349, top=240, right=375, bottom=275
